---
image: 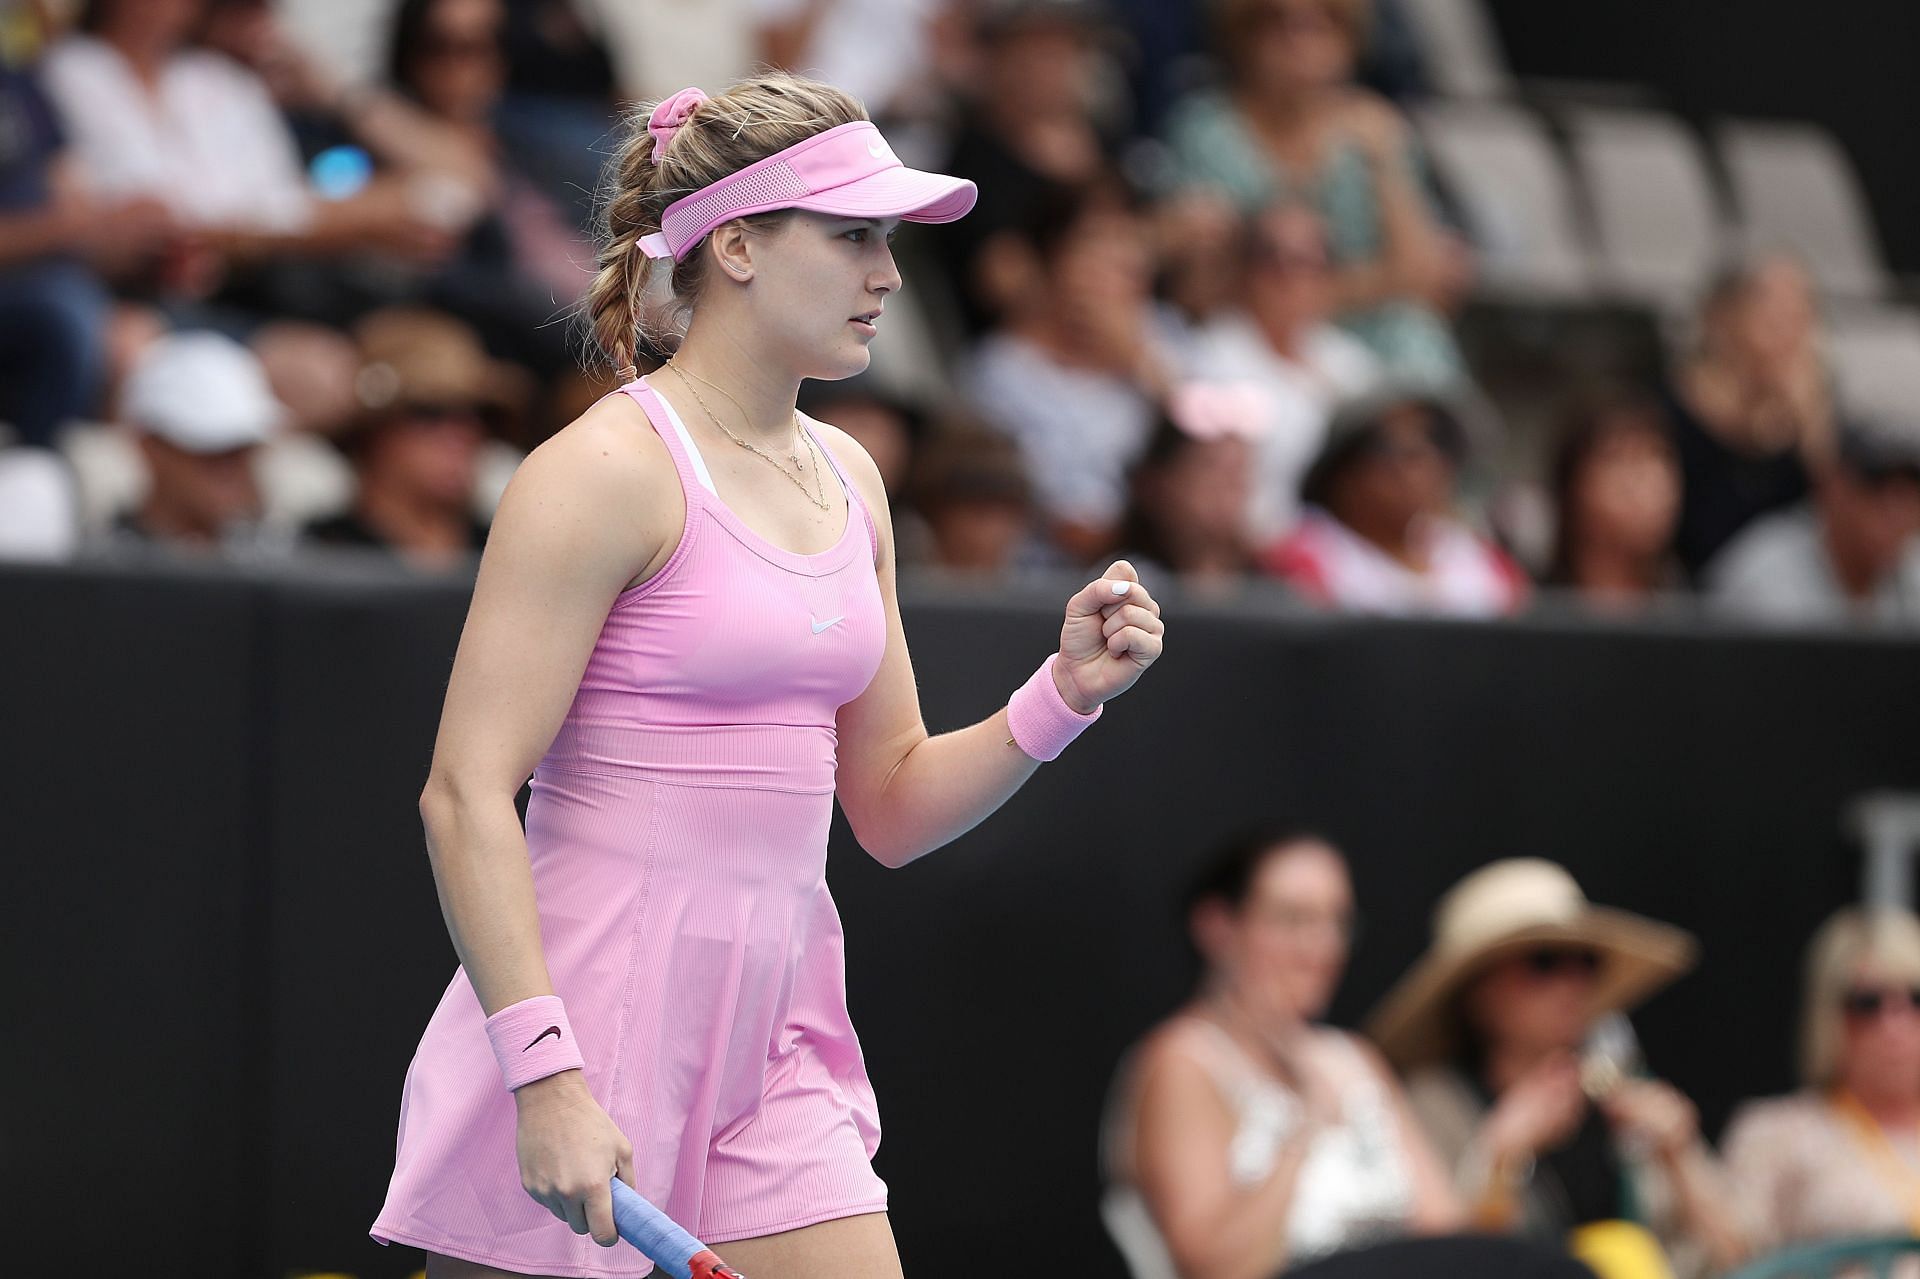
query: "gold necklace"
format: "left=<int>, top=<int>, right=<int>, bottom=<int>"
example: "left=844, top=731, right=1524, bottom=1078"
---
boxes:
left=669, top=359, right=806, bottom=472
left=664, top=362, right=830, bottom=512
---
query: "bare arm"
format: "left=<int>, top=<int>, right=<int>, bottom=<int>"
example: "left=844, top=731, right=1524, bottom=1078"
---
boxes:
left=1328, top=93, right=1451, bottom=312
left=419, top=399, right=671, bottom=1011
left=822, top=428, right=1164, bottom=867
left=1130, top=1030, right=1313, bottom=1279
left=1352, top=1038, right=1465, bottom=1231
left=416, top=394, right=675, bottom=1244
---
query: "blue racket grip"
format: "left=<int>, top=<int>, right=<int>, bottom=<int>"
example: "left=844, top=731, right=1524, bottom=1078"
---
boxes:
left=610, top=1179, right=705, bottom=1279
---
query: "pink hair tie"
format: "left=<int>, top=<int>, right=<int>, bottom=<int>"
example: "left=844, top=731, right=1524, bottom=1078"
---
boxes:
left=648, top=87, right=708, bottom=155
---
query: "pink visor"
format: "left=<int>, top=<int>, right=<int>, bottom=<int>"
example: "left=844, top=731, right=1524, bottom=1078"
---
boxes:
left=637, top=121, right=977, bottom=261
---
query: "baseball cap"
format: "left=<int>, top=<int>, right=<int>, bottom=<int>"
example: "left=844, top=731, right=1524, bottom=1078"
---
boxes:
left=123, top=331, right=285, bottom=454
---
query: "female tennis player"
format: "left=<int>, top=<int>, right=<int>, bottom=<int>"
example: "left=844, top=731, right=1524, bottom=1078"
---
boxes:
left=370, top=73, right=1165, bottom=1279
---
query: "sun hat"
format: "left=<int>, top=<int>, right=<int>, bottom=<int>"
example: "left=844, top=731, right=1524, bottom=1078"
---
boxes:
left=1365, top=858, right=1698, bottom=1070
left=343, top=307, right=527, bottom=443
left=637, top=92, right=977, bottom=262
left=123, top=331, right=285, bottom=454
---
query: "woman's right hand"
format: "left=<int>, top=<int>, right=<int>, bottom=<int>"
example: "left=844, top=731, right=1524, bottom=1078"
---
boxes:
left=1482, top=1052, right=1587, bottom=1164
left=514, top=1070, right=637, bottom=1247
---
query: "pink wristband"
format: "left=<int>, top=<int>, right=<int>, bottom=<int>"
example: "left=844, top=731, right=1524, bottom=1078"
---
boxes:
left=1006, top=654, right=1102, bottom=762
left=485, top=994, right=585, bottom=1092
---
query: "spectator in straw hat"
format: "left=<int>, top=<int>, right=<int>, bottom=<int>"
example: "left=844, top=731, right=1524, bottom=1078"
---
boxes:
left=1368, top=859, right=1745, bottom=1279
left=302, top=306, right=523, bottom=570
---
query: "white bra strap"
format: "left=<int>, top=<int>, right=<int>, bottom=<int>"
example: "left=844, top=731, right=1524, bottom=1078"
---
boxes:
left=649, top=386, right=718, bottom=497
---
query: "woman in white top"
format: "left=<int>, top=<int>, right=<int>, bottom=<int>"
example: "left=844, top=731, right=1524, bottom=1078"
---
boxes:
left=1103, top=829, right=1460, bottom=1279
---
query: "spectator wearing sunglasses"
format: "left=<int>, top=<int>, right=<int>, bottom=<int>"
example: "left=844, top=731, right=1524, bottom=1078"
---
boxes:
left=1368, top=860, right=1746, bottom=1279
left=302, top=306, right=523, bottom=570
left=1722, top=908, right=1920, bottom=1261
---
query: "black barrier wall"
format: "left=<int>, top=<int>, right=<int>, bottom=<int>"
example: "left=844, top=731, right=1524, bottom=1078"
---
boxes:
left=5, top=563, right=1919, bottom=1277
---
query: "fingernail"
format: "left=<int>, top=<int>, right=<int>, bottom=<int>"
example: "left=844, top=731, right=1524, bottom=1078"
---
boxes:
left=1111, top=581, right=1131, bottom=595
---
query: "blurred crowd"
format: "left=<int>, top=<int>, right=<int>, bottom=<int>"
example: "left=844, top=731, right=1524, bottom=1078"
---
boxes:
left=2, top=0, right=1918, bottom=628
left=1102, top=832, right=1920, bottom=1279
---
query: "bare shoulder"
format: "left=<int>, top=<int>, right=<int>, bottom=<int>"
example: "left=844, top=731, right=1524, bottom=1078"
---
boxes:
left=1320, top=1026, right=1391, bottom=1072
left=528, top=389, right=676, bottom=496
left=490, top=389, right=683, bottom=588
left=1132, top=1013, right=1223, bottom=1083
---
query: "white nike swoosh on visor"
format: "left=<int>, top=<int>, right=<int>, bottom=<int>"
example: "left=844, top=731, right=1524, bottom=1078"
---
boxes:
left=867, top=143, right=890, bottom=159
left=811, top=615, right=846, bottom=634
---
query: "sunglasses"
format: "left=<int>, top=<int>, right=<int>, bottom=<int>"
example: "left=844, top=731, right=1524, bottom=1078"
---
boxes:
left=1518, top=947, right=1602, bottom=979
left=1841, top=987, right=1920, bottom=1019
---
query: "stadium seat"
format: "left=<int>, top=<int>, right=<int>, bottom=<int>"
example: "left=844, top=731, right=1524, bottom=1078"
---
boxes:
left=1398, top=0, right=1515, bottom=100
left=1564, top=107, right=1730, bottom=308
left=1413, top=101, right=1597, bottom=302
left=1717, top=119, right=1891, bottom=300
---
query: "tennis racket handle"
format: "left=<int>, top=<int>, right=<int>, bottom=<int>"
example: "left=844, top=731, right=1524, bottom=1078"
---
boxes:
left=608, top=1179, right=747, bottom=1279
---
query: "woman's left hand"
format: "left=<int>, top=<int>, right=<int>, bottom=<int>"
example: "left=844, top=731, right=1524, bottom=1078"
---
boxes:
left=1055, top=560, right=1164, bottom=714
left=1602, top=1079, right=1699, bottom=1163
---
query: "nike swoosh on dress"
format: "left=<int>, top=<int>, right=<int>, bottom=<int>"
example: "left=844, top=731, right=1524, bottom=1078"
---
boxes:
left=811, top=616, right=845, bottom=634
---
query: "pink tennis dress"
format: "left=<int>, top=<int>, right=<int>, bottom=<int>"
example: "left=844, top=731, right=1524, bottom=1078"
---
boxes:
left=372, top=378, right=890, bottom=1276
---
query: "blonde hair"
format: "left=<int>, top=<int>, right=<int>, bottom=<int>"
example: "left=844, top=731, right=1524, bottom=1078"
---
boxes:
left=583, top=72, right=868, bottom=378
left=1800, top=906, right=1920, bottom=1087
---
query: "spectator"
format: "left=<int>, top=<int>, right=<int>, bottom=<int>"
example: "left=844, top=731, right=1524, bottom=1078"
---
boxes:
left=494, top=0, right=620, bottom=215
left=1705, top=421, right=1920, bottom=626
left=98, top=329, right=288, bottom=559
left=42, top=0, right=454, bottom=297
left=963, top=181, right=1167, bottom=562
left=756, top=0, right=943, bottom=125
left=196, top=0, right=496, bottom=207
left=1369, top=859, right=1745, bottom=1279
left=1101, top=828, right=1461, bottom=1279
left=0, top=31, right=169, bottom=448
left=901, top=423, right=1039, bottom=574
left=1263, top=391, right=1526, bottom=616
left=1181, top=202, right=1383, bottom=541
left=1115, top=385, right=1267, bottom=590
left=1161, top=0, right=1468, bottom=388
left=1667, top=253, right=1834, bottom=578
left=941, top=0, right=1125, bottom=331
left=798, top=377, right=924, bottom=501
left=1723, top=907, right=1920, bottom=1260
left=385, top=0, right=595, bottom=376
left=1544, top=393, right=1683, bottom=612
left=303, top=307, right=520, bottom=570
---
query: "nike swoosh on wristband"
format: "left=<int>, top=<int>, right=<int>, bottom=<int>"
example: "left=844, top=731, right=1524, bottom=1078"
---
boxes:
left=811, top=615, right=845, bottom=634
left=523, top=1026, right=562, bottom=1051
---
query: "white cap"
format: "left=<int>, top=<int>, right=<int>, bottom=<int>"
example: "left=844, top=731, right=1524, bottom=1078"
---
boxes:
left=124, top=332, right=285, bottom=454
